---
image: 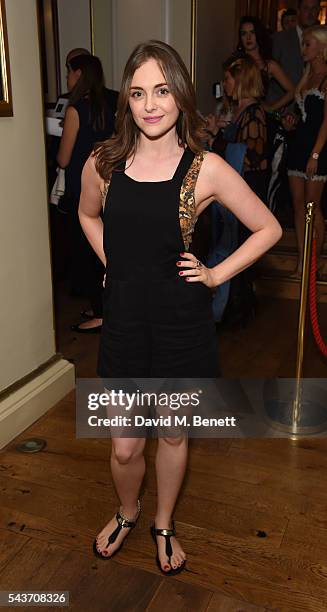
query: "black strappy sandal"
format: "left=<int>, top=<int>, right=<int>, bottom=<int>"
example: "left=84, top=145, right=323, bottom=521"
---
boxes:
left=93, top=499, right=141, bottom=560
left=150, top=520, right=186, bottom=576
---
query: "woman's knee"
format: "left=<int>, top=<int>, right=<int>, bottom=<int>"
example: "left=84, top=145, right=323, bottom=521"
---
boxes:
left=159, top=435, right=188, bottom=447
left=112, top=438, right=145, bottom=464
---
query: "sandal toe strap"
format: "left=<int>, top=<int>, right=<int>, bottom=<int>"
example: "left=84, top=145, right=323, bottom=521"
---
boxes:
left=153, top=524, right=176, bottom=560
left=107, top=522, right=122, bottom=545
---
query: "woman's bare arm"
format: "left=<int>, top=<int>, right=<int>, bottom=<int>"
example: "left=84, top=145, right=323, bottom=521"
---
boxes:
left=78, top=155, right=106, bottom=266
left=264, top=60, right=295, bottom=112
left=57, top=106, right=79, bottom=168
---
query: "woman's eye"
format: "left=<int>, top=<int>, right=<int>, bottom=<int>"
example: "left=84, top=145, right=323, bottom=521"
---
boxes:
left=158, top=88, right=169, bottom=96
left=131, top=91, right=143, bottom=98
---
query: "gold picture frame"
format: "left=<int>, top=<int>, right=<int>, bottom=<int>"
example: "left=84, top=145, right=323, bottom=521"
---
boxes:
left=0, top=0, right=13, bottom=117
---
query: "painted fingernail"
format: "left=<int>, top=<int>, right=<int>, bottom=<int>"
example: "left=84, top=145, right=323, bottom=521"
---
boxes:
left=176, top=261, right=181, bottom=266
left=180, top=253, right=185, bottom=257
left=179, top=271, right=184, bottom=276
left=185, top=277, right=190, bottom=282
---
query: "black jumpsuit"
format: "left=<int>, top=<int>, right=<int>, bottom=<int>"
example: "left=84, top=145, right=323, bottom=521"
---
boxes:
left=97, top=147, right=218, bottom=378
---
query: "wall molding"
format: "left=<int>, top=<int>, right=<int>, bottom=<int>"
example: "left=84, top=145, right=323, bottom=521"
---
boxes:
left=0, top=358, right=75, bottom=449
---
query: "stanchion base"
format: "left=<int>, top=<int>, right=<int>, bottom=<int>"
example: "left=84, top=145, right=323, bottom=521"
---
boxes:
left=265, top=399, right=327, bottom=436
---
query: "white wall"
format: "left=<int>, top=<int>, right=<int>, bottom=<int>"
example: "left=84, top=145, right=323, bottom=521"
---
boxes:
left=43, top=0, right=58, bottom=103
left=169, top=0, right=191, bottom=72
left=57, top=0, right=91, bottom=92
left=111, top=0, right=167, bottom=89
left=196, top=0, right=236, bottom=114
left=92, top=0, right=114, bottom=87
left=0, top=0, right=56, bottom=390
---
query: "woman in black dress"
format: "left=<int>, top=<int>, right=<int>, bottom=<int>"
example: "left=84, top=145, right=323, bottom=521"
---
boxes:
left=237, top=16, right=294, bottom=112
left=78, top=40, right=282, bottom=575
left=57, top=54, right=117, bottom=331
left=286, top=25, right=327, bottom=277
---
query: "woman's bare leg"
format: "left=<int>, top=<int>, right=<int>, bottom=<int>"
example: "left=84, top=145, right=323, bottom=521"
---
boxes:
left=305, top=179, right=326, bottom=268
left=154, top=436, right=188, bottom=571
left=95, top=437, right=146, bottom=556
left=289, top=175, right=305, bottom=275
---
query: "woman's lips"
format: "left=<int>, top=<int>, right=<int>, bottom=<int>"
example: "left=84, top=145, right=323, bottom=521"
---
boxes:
left=144, top=116, right=163, bottom=124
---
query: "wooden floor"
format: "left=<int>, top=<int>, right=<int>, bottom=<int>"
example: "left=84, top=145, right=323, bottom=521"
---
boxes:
left=1, top=286, right=327, bottom=611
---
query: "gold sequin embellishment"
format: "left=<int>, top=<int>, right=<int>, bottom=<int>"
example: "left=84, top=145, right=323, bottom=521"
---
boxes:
left=179, top=150, right=207, bottom=251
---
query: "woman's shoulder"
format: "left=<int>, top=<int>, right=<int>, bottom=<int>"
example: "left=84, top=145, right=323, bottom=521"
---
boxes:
left=200, top=151, right=226, bottom=175
left=84, top=153, right=106, bottom=191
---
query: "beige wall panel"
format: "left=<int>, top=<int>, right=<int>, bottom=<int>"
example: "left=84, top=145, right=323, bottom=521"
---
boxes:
left=57, top=0, right=91, bottom=93
left=0, top=0, right=56, bottom=391
left=196, top=0, right=236, bottom=114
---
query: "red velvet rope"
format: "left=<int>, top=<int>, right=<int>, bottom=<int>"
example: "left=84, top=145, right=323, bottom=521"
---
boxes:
left=309, top=237, right=327, bottom=357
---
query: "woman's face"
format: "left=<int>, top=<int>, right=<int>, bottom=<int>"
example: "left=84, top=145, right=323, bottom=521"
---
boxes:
left=66, top=66, right=81, bottom=92
left=302, top=33, right=324, bottom=63
left=240, top=22, right=258, bottom=52
left=223, top=71, right=236, bottom=98
left=129, top=58, right=180, bottom=139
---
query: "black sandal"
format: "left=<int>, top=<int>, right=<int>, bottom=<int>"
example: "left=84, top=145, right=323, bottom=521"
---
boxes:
left=150, top=521, right=186, bottom=576
left=93, top=499, right=141, bottom=560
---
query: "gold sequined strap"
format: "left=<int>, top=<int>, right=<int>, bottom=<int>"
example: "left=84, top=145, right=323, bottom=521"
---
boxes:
left=179, top=150, right=207, bottom=251
left=101, top=174, right=112, bottom=211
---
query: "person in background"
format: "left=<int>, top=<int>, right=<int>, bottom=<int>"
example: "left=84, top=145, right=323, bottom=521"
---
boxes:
left=272, top=0, right=321, bottom=95
left=57, top=55, right=117, bottom=332
left=63, top=49, right=119, bottom=108
left=281, top=9, right=298, bottom=32
left=64, top=48, right=91, bottom=88
left=214, top=56, right=269, bottom=200
left=237, top=16, right=295, bottom=112
left=207, top=56, right=271, bottom=326
left=285, top=25, right=327, bottom=278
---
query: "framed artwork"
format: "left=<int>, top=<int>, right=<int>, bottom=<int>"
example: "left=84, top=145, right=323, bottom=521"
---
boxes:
left=0, top=0, right=13, bottom=116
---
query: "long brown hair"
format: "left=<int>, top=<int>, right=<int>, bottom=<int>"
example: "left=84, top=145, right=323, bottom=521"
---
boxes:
left=94, top=40, right=206, bottom=181
left=68, top=55, right=106, bottom=130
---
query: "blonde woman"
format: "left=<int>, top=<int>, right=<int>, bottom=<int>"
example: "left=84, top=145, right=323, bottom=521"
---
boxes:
left=287, top=25, right=327, bottom=278
left=218, top=56, right=269, bottom=201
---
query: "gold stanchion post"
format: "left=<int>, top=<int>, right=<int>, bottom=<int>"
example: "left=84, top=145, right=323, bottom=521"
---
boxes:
left=264, top=201, right=327, bottom=436
left=292, top=202, right=315, bottom=435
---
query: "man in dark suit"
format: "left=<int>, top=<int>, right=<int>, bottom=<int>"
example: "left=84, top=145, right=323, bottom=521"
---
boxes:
left=269, top=0, right=321, bottom=101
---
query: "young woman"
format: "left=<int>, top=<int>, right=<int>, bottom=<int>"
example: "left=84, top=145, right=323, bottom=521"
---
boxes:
left=238, top=16, right=294, bottom=112
left=78, top=40, right=282, bottom=575
left=57, top=54, right=117, bottom=331
left=286, top=25, right=327, bottom=278
left=209, top=56, right=268, bottom=201
left=207, top=56, right=269, bottom=326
